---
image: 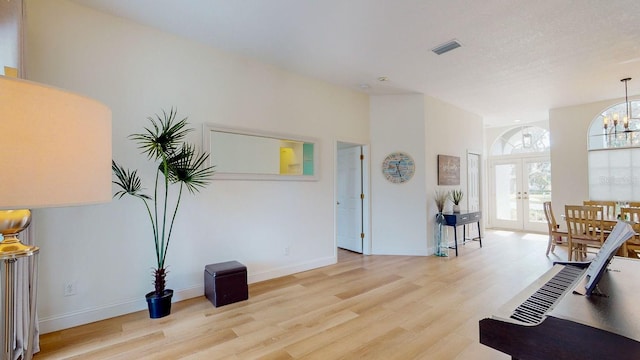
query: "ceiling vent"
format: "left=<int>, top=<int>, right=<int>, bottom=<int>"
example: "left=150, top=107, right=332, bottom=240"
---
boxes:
left=432, top=40, right=462, bottom=55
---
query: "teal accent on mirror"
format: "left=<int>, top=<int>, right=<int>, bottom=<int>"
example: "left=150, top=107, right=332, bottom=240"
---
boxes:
left=303, top=143, right=314, bottom=175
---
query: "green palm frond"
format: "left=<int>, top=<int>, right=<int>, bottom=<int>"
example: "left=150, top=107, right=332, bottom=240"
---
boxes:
left=165, top=144, right=215, bottom=194
left=112, top=160, right=152, bottom=200
left=129, top=108, right=192, bottom=161
left=449, top=189, right=463, bottom=205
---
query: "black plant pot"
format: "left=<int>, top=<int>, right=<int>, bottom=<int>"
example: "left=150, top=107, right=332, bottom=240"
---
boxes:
left=145, top=289, right=173, bottom=319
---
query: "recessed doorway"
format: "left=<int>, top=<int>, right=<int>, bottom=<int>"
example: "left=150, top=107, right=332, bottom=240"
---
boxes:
left=336, top=141, right=370, bottom=254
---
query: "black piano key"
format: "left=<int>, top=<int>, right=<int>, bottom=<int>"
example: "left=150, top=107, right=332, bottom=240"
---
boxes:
left=520, top=301, right=548, bottom=314
left=531, top=292, right=556, bottom=304
left=526, top=296, right=549, bottom=305
left=511, top=309, right=542, bottom=324
left=540, top=285, right=566, bottom=297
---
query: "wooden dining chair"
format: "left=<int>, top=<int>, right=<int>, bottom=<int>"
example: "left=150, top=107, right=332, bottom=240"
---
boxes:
left=543, top=202, right=567, bottom=256
left=565, top=205, right=606, bottom=261
left=628, top=202, right=640, bottom=209
left=583, top=200, right=616, bottom=220
left=621, top=207, right=640, bottom=259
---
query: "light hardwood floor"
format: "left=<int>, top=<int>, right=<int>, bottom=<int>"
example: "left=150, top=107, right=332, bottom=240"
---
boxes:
left=34, top=230, right=570, bottom=359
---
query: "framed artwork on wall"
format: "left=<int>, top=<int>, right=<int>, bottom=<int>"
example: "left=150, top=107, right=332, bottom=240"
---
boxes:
left=438, top=154, right=460, bottom=185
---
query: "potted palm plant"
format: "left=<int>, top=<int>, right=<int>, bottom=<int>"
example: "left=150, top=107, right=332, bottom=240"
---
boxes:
left=112, top=108, right=214, bottom=318
left=450, top=189, right=463, bottom=213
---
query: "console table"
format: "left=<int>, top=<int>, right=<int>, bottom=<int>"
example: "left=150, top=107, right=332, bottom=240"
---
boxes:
left=438, top=211, right=482, bottom=256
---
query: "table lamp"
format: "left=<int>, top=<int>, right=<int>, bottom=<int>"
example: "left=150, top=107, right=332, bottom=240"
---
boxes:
left=0, top=75, right=111, bottom=359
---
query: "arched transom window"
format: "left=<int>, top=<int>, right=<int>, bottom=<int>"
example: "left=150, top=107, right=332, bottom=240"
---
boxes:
left=491, top=126, right=550, bottom=156
left=588, top=100, right=640, bottom=150
left=588, top=100, right=640, bottom=201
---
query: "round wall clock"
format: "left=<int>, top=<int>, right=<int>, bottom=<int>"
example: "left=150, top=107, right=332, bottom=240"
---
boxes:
left=382, top=152, right=415, bottom=183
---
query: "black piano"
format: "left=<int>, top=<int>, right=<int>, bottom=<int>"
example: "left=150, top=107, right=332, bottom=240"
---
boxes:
left=480, top=222, right=640, bottom=360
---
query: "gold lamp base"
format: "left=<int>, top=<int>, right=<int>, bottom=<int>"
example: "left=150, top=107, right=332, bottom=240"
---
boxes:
left=0, top=210, right=39, bottom=260
left=0, top=209, right=39, bottom=360
left=0, top=209, right=39, bottom=259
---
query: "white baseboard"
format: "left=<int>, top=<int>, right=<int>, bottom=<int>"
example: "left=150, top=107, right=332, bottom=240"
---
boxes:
left=38, top=256, right=336, bottom=334
left=37, top=285, right=203, bottom=334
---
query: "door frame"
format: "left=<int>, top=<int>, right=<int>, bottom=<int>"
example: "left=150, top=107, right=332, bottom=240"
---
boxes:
left=335, top=140, right=371, bottom=255
left=488, top=154, right=550, bottom=232
left=466, top=151, right=482, bottom=239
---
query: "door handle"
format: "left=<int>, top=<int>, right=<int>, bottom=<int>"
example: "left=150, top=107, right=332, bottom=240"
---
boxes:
left=337, top=201, right=340, bottom=205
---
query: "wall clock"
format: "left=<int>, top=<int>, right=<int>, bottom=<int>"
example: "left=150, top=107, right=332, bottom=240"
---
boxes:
left=382, top=152, right=415, bottom=183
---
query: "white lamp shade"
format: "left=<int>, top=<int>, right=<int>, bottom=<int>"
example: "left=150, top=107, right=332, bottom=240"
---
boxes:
left=0, top=76, right=112, bottom=209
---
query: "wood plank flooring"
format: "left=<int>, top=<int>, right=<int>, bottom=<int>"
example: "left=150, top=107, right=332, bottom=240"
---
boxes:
left=34, top=230, right=570, bottom=359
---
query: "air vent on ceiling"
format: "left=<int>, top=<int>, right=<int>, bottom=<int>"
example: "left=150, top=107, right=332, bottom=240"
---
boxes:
left=432, top=40, right=462, bottom=55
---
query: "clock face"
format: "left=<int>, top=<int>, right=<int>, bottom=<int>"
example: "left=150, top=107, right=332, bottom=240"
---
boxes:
left=382, top=152, right=415, bottom=183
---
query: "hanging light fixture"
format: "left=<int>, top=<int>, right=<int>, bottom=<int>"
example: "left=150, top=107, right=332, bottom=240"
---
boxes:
left=603, top=77, right=638, bottom=133
left=522, top=130, right=532, bottom=148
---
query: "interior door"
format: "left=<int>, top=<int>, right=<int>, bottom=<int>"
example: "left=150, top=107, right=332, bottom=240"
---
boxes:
left=467, top=152, right=481, bottom=238
left=337, top=145, right=363, bottom=253
left=491, top=157, right=550, bottom=232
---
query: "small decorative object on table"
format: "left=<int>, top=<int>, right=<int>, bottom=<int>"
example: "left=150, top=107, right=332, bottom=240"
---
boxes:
left=434, top=189, right=449, bottom=257
left=450, top=189, right=463, bottom=213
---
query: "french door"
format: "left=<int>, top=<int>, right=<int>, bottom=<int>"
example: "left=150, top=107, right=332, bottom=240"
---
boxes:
left=490, top=156, right=551, bottom=232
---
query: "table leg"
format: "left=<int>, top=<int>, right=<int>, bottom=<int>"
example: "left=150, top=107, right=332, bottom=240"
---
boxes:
left=463, top=225, right=467, bottom=244
left=477, top=221, right=482, bottom=247
left=454, top=227, right=459, bottom=256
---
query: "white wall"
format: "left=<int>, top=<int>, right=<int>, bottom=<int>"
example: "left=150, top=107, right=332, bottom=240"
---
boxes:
left=370, top=95, right=427, bottom=255
left=425, top=96, right=484, bottom=250
left=549, top=96, right=638, bottom=219
left=25, top=0, right=369, bottom=333
left=369, top=94, right=483, bottom=255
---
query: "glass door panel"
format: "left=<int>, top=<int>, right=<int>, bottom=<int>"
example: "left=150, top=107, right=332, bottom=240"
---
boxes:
left=492, top=161, right=521, bottom=228
left=524, top=159, right=551, bottom=232
left=491, top=157, right=551, bottom=232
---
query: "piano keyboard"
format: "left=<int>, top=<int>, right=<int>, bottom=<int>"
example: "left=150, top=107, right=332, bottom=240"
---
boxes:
left=510, top=265, right=585, bottom=324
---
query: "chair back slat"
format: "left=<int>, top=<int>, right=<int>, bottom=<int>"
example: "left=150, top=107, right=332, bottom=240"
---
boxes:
left=583, top=200, right=616, bottom=220
left=565, top=205, right=605, bottom=243
left=543, top=202, right=557, bottom=232
left=621, top=207, right=640, bottom=231
left=621, top=207, right=640, bottom=258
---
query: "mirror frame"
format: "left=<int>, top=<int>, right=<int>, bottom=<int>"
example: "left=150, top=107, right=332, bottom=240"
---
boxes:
left=203, top=123, right=319, bottom=181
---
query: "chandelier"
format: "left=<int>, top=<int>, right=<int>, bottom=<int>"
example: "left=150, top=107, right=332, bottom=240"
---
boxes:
left=603, top=78, right=639, bottom=133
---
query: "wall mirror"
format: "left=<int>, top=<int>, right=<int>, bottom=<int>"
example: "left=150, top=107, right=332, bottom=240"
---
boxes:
left=203, top=124, right=319, bottom=181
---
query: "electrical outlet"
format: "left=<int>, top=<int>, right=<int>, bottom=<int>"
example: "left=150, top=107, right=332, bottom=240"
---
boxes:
left=63, top=281, right=77, bottom=296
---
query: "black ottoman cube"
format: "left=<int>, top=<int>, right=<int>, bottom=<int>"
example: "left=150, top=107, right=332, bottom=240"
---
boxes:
left=204, top=261, right=248, bottom=307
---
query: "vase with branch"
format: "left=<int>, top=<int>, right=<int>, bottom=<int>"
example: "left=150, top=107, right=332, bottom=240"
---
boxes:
left=434, top=189, right=449, bottom=257
left=112, top=108, right=215, bottom=318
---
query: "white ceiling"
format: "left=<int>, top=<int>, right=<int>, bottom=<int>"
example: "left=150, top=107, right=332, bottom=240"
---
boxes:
left=70, top=0, right=640, bottom=127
